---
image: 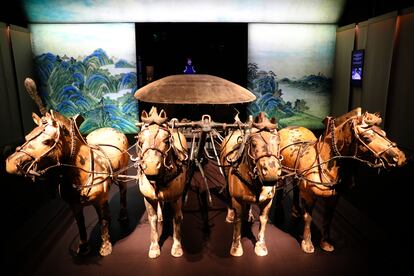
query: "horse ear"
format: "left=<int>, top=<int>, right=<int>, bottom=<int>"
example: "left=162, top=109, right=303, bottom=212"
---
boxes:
left=141, top=110, right=149, bottom=119
left=32, top=112, right=42, bottom=126
left=322, top=117, right=330, bottom=126
left=159, top=109, right=166, bottom=119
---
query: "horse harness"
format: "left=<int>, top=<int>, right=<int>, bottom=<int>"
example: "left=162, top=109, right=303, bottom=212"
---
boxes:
left=281, top=115, right=397, bottom=189
left=136, top=124, right=188, bottom=188
left=228, top=130, right=284, bottom=193
left=15, top=117, right=124, bottom=195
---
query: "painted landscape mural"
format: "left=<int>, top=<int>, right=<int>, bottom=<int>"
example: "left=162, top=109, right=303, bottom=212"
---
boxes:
left=30, top=24, right=138, bottom=134
left=248, top=24, right=336, bottom=129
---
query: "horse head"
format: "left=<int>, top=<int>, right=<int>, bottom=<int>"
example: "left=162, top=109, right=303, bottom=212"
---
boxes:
left=136, top=107, right=187, bottom=177
left=353, top=111, right=406, bottom=168
left=248, top=113, right=282, bottom=183
left=329, top=107, right=406, bottom=169
left=5, top=110, right=78, bottom=177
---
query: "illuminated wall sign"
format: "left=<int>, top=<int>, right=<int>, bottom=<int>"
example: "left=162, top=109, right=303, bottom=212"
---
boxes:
left=247, top=24, right=336, bottom=129
left=23, top=0, right=345, bottom=23
left=30, top=23, right=138, bottom=134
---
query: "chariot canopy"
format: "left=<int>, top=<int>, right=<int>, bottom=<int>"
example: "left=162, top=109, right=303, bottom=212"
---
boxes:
left=134, top=74, right=256, bottom=105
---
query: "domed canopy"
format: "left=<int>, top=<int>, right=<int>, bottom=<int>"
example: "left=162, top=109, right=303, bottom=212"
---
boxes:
left=134, top=74, right=256, bottom=104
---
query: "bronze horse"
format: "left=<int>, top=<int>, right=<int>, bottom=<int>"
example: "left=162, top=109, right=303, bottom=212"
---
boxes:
left=5, top=111, right=129, bottom=256
left=136, top=107, right=188, bottom=258
left=279, top=107, right=406, bottom=253
left=220, top=112, right=282, bottom=257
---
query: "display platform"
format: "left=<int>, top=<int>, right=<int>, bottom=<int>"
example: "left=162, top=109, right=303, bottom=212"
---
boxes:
left=10, top=160, right=404, bottom=276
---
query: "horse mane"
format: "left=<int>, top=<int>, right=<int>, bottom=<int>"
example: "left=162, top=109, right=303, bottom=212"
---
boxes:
left=332, top=107, right=362, bottom=127
left=141, top=106, right=168, bottom=125
left=50, top=110, right=88, bottom=144
left=253, top=112, right=277, bottom=131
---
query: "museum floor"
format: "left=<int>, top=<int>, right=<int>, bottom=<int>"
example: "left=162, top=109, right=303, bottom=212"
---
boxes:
left=3, top=158, right=413, bottom=276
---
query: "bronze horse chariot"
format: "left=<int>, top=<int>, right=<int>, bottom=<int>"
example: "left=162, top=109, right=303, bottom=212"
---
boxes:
left=6, top=110, right=130, bottom=256
left=279, top=107, right=406, bottom=253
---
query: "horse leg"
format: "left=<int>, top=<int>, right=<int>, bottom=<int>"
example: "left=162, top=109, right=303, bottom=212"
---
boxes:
left=144, top=197, right=161, bottom=258
left=247, top=204, right=255, bottom=223
left=94, top=201, right=112, bottom=256
left=225, top=207, right=235, bottom=223
left=300, top=189, right=316, bottom=254
left=157, top=201, right=163, bottom=222
left=170, top=196, right=184, bottom=257
left=254, top=198, right=273, bottom=256
left=291, top=178, right=301, bottom=218
left=320, top=195, right=338, bottom=252
left=72, top=206, right=90, bottom=256
left=117, top=180, right=128, bottom=222
left=230, top=197, right=243, bottom=257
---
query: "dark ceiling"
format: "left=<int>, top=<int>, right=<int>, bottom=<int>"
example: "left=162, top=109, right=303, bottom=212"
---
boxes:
left=1, top=1, right=413, bottom=28
left=338, top=0, right=413, bottom=26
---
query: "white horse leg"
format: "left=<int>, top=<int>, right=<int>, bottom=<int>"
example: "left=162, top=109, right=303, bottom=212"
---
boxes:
left=254, top=198, right=273, bottom=256
left=94, top=202, right=112, bottom=256
left=230, top=198, right=243, bottom=257
left=171, top=196, right=184, bottom=257
left=301, top=190, right=316, bottom=254
left=157, top=201, right=163, bottom=222
left=144, top=197, right=161, bottom=258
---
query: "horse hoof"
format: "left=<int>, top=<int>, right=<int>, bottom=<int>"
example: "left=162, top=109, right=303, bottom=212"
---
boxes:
left=254, top=241, right=268, bottom=256
left=320, top=240, right=334, bottom=252
left=301, top=240, right=315, bottom=254
left=149, top=244, right=161, bottom=259
left=99, top=241, right=112, bottom=256
left=76, top=242, right=91, bottom=256
left=171, top=244, right=183, bottom=257
left=230, top=243, right=243, bottom=257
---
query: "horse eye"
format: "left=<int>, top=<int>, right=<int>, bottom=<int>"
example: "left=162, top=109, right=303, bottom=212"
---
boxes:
left=42, top=139, right=54, bottom=146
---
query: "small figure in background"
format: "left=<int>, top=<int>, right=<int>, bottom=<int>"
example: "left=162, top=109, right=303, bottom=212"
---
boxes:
left=183, top=57, right=196, bottom=74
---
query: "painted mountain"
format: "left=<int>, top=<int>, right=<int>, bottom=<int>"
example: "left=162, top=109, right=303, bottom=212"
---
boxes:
left=33, top=48, right=138, bottom=134
left=248, top=24, right=336, bottom=129
left=247, top=63, right=332, bottom=129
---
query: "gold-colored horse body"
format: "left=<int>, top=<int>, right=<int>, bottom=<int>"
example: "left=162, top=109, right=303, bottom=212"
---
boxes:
left=220, top=112, right=282, bottom=257
left=279, top=107, right=406, bottom=254
left=5, top=110, right=129, bottom=256
left=136, top=107, right=188, bottom=258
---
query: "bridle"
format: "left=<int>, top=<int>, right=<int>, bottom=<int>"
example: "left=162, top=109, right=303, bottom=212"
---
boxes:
left=328, top=116, right=397, bottom=169
left=246, top=130, right=282, bottom=180
left=14, top=116, right=132, bottom=190
left=280, top=114, right=397, bottom=188
left=229, top=129, right=282, bottom=188
left=136, top=124, right=174, bottom=170
left=15, top=117, right=62, bottom=178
